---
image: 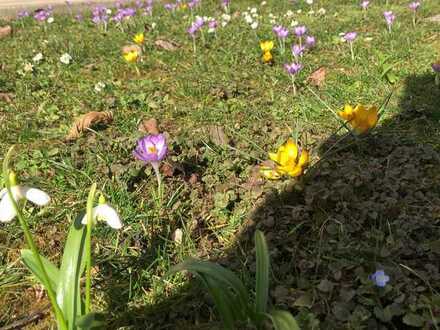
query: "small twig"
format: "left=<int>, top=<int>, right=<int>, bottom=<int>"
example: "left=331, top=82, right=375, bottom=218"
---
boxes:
left=0, top=304, right=50, bottom=330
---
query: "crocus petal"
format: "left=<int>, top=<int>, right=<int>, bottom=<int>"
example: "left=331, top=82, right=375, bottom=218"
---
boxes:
left=297, top=149, right=309, bottom=168
left=22, top=187, right=51, bottom=206
left=95, top=204, right=123, bottom=229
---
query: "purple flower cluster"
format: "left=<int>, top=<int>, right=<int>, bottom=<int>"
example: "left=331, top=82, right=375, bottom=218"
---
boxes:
left=294, top=25, right=307, bottom=37
left=360, top=0, right=369, bottom=10
left=112, top=7, right=136, bottom=22
left=222, top=0, right=230, bottom=9
left=408, top=1, right=420, bottom=11
left=188, top=16, right=205, bottom=36
left=290, top=25, right=315, bottom=59
left=284, top=62, right=302, bottom=75
left=164, top=3, right=177, bottom=10
left=92, top=5, right=109, bottom=24
left=273, top=25, right=289, bottom=39
left=17, top=10, right=29, bottom=19
left=384, top=11, right=395, bottom=28
left=34, top=7, right=52, bottom=22
left=343, top=31, right=357, bottom=42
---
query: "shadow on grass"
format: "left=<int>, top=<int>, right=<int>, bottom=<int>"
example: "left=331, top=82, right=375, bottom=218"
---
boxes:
left=103, top=73, right=440, bottom=329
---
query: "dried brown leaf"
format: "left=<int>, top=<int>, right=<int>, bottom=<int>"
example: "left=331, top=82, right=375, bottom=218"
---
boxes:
left=0, top=26, right=12, bottom=39
left=307, top=67, right=327, bottom=88
left=155, top=39, right=180, bottom=51
left=138, top=118, right=159, bottom=134
left=122, top=44, right=142, bottom=54
left=208, top=125, right=230, bottom=146
left=0, top=92, right=14, bottom=103
left=66, top=111, right=113, bottom=141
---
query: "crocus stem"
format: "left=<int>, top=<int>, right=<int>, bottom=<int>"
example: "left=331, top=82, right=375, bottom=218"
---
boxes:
left=135, top=65, right=141, bottom=77
left=192, top=37, right=196, bottom=56
left=435, top=74, right=440, bottom=87
left=2, top=146, right=68, bottom=330
left=412, top=14, right=416, bottom=27
left=350, top=42, right=354, bottom=61
left=85, top=183, right=97, bottom=315
left=152, top=162, right=162, bottom=207
left=291, top=76, right=297, bottom=96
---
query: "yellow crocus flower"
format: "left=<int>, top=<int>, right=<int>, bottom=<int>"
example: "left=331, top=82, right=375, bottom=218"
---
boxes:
left=261, top=139, right=309, bottom=179
left=133, top=33, right=145, bottom=45
left=123, top=50, right=139, bottom=63
left=262, top=51, right=273, bottom=64
left=260, top=40, right=274, bottom=53
left=338, top=104, right=378, bottom=134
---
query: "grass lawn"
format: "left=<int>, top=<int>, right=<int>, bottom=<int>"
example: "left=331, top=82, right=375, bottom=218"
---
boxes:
left=0, top=0, right=440, bottom=328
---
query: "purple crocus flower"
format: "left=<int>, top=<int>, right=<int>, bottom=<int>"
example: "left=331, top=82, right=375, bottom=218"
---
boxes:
left=188, top=0, right=201, bottom=9
left=408, top=1, right=420, bottom=11
left=188, top=17, right=205, bottom=36
left=343, top=31, right=357, bottom=42
left=273, top=25, right=289, bottom=39
left=75, top=14, right=83, bottom=21
left=370, top=270, right=390, bottom=288
left=384, top=11, right=395, bottom=30
left=222, top=0, right=230, bottom=8
left=208, top=19, right=218, bottom=31
left=17, top=10, right=30, bottom=18
left=92, top=5, right=108, bottom=24
left=360, top=1, right=369, bottom=10
left=294, top=25, right=307, bottom=37
left=34, top=9, right=51, bottom=22
left=432, top=63, right=440, bottom=73
left=164, top=3, right=177, bottom=10
left=305, top=35, right=315, bottom=48
left=133, top=134, right=168, bottom=166
left=284, top=62, right=302, bottom=75
left=291, top=44, right=305, bottom=57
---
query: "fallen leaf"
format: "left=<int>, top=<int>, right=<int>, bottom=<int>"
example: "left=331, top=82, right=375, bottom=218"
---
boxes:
left=161, top=163, right=175, bottom=177
left=188, top=173, right=199, bottom=185
left=0, top=92, right=14, bottom=103
left=0, top=26, right=12, bottom=39
left=66, top=111, right=113, bottom=141
left=121, top=44, right=142, bottom=54
left=138, top=118, right=159, bottom=134
left=208, top=125, right=230, bottom=146
left=155, top=39, right=180, bottom=51
left=307, top=67, right=327, bottom=88
left=425, top=14, right=440, bottom=23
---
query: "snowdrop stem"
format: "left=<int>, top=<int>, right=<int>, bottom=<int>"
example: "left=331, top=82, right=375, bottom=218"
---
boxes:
left=85, top=182, right=97, bottom=314
left=2, top=146, right=68, bottom=330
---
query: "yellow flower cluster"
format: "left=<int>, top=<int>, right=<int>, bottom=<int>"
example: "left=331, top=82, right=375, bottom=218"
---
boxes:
left=260, top=41, right=274, bottom=64
left=338, top=104, right=378, bottom=134
left=260, top=139, right=309, bottom=180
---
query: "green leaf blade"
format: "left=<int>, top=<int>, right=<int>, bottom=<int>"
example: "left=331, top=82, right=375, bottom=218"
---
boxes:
left=21, top=249, right=60, bottom=289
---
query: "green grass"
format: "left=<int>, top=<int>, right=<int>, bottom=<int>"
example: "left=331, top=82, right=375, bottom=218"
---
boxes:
left=1, top=0, right=440, bottom=328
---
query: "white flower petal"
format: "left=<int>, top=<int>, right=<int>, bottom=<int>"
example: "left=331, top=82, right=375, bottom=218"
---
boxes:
left=22, top=187, right=50, bottom=206
left=0, top=188, right=21, bottom=222
left=81, top=207, right=97, bottom=226
left=95, top=204, right=122, bottom=229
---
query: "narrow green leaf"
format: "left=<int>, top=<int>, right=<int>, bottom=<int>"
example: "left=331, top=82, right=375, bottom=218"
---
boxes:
left=268, top=310, right=300, bottom=330
left=200, top=275, right=238, bottom=330
left=255, top=230, right=270, bottom=318
left=57, top=215, right=87, bottom=329
left=170, top=258, right=249, bottom=312
left=21, top=249, right=60, bottom=289
left=75, top=312, right=106, bottom=329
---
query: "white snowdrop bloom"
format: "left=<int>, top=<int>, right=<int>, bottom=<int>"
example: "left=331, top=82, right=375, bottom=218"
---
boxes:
left=308, top=10, right=315, bottom=15
left=47, top=17, right=54, bottom=23
left=23, top=63, right=34, bottom=72
left=221, top=13, right=231, bottom=21
left=251, top=21, right=259, bottom=29
left=250, top=7, right=257, bottom=14
left=268, top=13, right=274, bottom=18
left=151, top=22, right=157, bottom=29
left=306, top=0, right=314, bottom=4
left=242, top=11, right=249, bottom=17
left=33, top=52, right=43, bottom=63
left=261, top=1, right=267, bottom=6
left=252, top=13, right=258, bottom=18
left=81, top=195, right=122, bottom=229
left=94, top=81, right=106, bottom=93
left=290, top=20, right=299, bottom=27
left=0, top=173, right=50, bottom=223
left=106, top=9, right=112, bottom=15
left=270, top=19, right=277, bottom=24
left=318, top=8, right=326, bottom=15
left=364, top=37, right=373, bottom=42
left=297, top=9, right=302, bottom=14
left=60, top=53, right=72, bottom=64
left=245, top=15, right=253, bottom=24
left=285, top=10, right=294, bottom=18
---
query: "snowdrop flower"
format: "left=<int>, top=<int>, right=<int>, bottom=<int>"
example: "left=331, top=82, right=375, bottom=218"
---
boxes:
left=250, top=7, right=257, bottom=14
left=151, top=22, right=157, bottom=29
left=47, top=17, right=54, bottom=23
left=285, top=10, right=294, bottom=18
left=0, top=172, right=50, bottom=223
left=317, top=8, right=326, bottom=15
left=251, top=21, right=259, bottom=29
left=32, top=53, right=43, bottom=63
left=60, top=53, right=72, bottom=64
left=81, top=195, right=122, bottom=229
left=94, top=82, right=106, bottom=92
left=23, top=63, right=34, bottom=72
left=261, top=1, right=267, bottom=5
left=306, top=0, right=313, bottom=4
left=290, top=20, right=299, bottom=27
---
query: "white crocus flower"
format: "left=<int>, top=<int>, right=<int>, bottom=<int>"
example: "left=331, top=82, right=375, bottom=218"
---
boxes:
left=251, top=21, right=259, bottom=29
left=47, top=17, right=54, bottom=23
left=60, top=53, right=72, bottom=65
left=81, top=195, right=122, bottom=229
left=0, top=172, right=50, bottom=223
left=33, top=53, right=43, bottom=63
